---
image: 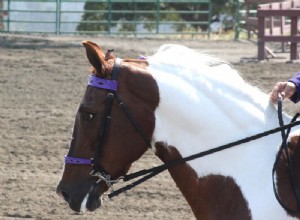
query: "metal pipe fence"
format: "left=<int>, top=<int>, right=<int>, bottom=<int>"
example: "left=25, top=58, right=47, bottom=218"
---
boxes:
left=0, top=0, right=211, bottom=37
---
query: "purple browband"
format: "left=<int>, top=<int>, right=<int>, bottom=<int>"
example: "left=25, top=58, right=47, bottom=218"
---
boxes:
left=88, top=75, right=118, bottom=91
left=64, top=155, right=92, bottom=165
left=64, top=63, right=120, bottom=166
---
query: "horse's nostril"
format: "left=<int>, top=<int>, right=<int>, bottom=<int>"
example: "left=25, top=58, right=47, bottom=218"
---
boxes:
left=62, top=191, right=70, bottom=202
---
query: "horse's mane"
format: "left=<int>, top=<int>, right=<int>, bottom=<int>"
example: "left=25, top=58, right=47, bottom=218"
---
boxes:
left=148, top=44, right=271, bottom=111
left=149, top=44, right=244, bottom=86
left=151, top=44, right=232, bottom=68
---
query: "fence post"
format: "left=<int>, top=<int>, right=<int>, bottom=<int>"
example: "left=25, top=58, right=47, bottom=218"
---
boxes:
left=235, top=0, right=241, bottom=40
left=7, top=0, right=10, bottom=32
left=257, top=12, right=265, bottom=61
left=134, top=0, right=137, bottom=37
left=0, top=0, right=3, bottom=31
left=208, top=0, right=211, bottom=39
left=156, top=0, right=160, bottom=34
left=108, top=0, right=111, bottom=34
left=56, top=0, right=61, bottom=35
left=290, top=15, right=298, bottom=60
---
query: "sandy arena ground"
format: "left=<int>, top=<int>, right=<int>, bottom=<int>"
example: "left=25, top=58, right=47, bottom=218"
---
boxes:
left=1, top=34, right=300, bottom=220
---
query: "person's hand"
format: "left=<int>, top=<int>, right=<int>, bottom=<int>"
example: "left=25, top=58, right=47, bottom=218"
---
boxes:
left=270, top=81, right=296, bottom=103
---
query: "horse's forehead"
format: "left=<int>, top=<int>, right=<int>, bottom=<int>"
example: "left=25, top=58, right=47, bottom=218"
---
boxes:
left=81, top=87, right=107, bottom=111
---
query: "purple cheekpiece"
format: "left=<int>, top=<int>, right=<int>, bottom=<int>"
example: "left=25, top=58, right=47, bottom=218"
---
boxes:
left=64, top=155, right=92, bottom=165
left=88, top=75, right=118, bottom=91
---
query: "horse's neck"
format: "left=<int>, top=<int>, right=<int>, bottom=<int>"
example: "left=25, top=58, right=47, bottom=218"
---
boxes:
left=149, top=60, right=289, bottom=154
left=149, top=55, right=294, bottom=219
left=154, top=142, right=252, bottom=219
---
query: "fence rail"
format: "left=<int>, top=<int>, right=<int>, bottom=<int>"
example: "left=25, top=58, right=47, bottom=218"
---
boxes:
left=0, top=0, right=211, bottom=37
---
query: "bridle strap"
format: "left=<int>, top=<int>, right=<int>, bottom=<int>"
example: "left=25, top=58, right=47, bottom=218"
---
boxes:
left=66, top=57, right=151, bottom=187
left=91, top=57, right=151, bottom=173
left=115, top=92, right=152, bottom=148
left=65, top=58, right=151, bottom=167
left=64, top=155, right=92, bottom=165
left=108, top=114, right=300, bottom=198
left=111, top=58, right=122, bottom=79
left=87, top=58, right=122, bottom=92
left=91, top=92, right=115, bottom=173
left=92, top=58, right=122, bottom=174
left=88, top=76, right=118, bottom=91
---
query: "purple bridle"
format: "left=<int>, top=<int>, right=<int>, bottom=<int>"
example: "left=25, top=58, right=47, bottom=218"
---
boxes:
left=62, top=58, right=124, bottom=187
left=64, top=155, right=93, bottom=165
left=64, top=58, right=121, bottom=167
left=64, top=74, right=119, bottom=165
left=63, top=57, right=151, bottom=189
left=88, top=75, right=118, bottom=91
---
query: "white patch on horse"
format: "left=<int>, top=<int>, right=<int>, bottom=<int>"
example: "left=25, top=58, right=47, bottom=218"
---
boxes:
left=147, top=44, right=296, bottom=219
left=80, top=193, right=88, bottom=212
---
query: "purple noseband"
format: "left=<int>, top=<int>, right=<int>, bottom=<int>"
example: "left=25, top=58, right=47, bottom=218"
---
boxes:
left=64, top=155, right=92, bottom=165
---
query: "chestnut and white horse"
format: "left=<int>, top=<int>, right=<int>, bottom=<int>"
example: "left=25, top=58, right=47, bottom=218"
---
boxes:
left=56, top=41, right=300, bottom=219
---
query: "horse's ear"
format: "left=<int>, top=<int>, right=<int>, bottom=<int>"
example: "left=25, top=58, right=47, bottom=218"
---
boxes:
left=82, top=41, right=105, bottom=76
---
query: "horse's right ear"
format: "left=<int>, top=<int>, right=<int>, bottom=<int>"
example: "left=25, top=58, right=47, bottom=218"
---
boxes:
left=82, top=41, right=105, bottom=76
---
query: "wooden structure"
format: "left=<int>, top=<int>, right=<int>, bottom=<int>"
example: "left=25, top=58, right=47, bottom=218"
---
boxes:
left=244, top=0, right=286, bottom=39
left=257, top=0, right=300, bottom=61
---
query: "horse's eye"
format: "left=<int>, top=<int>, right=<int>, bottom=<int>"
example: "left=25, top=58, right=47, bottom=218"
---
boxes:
left=80, top=111, right=96, bottom=121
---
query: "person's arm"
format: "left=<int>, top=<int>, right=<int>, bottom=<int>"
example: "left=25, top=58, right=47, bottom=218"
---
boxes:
left=270, top=72, right=299, bottom=103
left=288, top=72, right=300, bottom=103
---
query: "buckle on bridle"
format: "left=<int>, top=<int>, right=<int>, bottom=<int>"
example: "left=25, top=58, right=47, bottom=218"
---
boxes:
left=90, top=170, right=123, bottom=187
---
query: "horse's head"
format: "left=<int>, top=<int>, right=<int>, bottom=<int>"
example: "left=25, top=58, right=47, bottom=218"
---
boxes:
left=56, top=41, right=159, bottom=212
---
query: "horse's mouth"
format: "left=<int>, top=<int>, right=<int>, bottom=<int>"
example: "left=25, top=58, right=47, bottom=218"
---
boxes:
left=85, top=184, right=102, bottom=212
left=57, top=181, right=105, bottom=213
left=80, top=182, right=106, bottom=212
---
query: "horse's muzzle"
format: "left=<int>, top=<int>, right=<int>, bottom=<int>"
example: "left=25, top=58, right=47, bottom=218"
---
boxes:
left=56, top=180, right=103, bottom=212
left=56, top=183, right=81, bottom=212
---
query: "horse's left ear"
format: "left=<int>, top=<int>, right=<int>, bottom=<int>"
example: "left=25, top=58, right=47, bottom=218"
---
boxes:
left=82, top=41, right=105, bottom=76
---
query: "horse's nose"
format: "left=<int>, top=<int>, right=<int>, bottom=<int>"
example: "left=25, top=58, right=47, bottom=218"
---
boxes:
left=61, top=191, right=70, bottom=203
left=56, top=184, right=82, bottom=212
left=56, top=184, right=70, bottom=203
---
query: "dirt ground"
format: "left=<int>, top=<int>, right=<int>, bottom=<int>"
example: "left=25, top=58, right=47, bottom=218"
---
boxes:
left=1, top=34, right=300, bottom=220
